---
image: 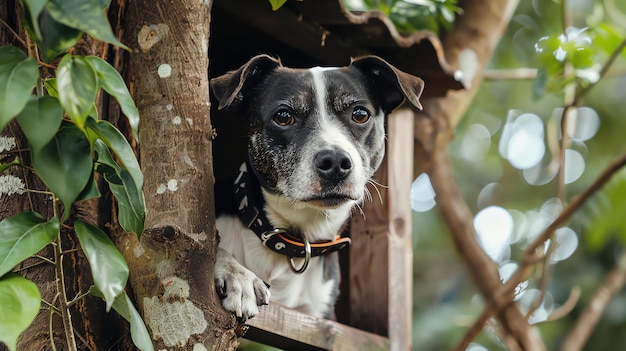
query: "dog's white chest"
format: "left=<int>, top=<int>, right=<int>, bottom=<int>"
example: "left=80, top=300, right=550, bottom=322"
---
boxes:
left=216, top=215, right=336, bottom=318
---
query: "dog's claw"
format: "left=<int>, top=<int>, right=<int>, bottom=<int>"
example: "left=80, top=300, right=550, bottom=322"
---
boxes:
left=215, top=248, right=271, bottom=321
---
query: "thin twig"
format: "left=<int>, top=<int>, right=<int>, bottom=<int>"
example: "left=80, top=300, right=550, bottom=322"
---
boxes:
left=41, top=297, right=62, bottom=314
left=576, top=38, right=626, bottom=102
left=559, top=253, right=626, bottom=351
left=52, top=202, right=78, bottom=351
left=73, top=329, right=97, bottom=351
left=483, top=68, right=538, bottom=80
left=0, top=18, right=26, bottom=47
left=13, top=257, right=53, bottom=272
left=482, top=67, right=626, bottom=81
left=67, top=291, right=90, bottom=308
left=49, top=293, right=60, bottom=351
left=545, top=287, right=580, bottom=322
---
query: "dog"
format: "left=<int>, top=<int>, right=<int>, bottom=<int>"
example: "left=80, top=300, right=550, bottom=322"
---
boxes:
left=210, top=54, right=424, bottom=321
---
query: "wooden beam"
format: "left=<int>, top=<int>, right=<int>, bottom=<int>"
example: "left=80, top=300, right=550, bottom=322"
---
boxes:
left=349, top=108, right=415, bottom=350
left=386, top=108, right=415, bottom=350
left=245, top=303, right=390, bottom=351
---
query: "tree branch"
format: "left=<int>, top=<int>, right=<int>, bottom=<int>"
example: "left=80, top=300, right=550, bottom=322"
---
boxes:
left=453, top=152, right=626, bottom=349
left=430, top=119, right=545, bottom=351
left=559, top=253, right=626, bottom=351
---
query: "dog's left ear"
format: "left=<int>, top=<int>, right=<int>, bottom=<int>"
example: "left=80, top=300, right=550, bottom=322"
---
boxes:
left=350, top=55, right=424, bottom=113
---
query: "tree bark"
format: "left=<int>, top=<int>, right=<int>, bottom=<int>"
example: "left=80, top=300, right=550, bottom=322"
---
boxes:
left=120, top=0, right=238, bottom=349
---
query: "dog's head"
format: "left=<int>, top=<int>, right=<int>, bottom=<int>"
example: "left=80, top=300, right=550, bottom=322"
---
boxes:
left=211, top=55, right=424, bottom=209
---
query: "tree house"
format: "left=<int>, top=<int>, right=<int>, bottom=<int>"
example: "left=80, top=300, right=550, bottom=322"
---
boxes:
left=209, top=1, right=463, bottom=349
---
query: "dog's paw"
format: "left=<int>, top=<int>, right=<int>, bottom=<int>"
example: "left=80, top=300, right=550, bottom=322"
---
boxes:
left=215, top=248, right=271, bottom=321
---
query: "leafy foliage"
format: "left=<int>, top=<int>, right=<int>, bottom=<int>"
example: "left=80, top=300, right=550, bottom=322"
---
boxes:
left=268, top=0, right=287, bottom=11
left=0, top=46, right=38, bottom=131
left=31, top=122, right=93, bottom=220
left=21, top=0, right=126, bottom=61
left=410, top=1, right=626, bottom=349
left=533, top=8, right=626, bottom=96
left=581, top=169, right=626, bottom=251
left=89, top=286, right=154, bottom=351
left=56, top=54, right=99, bottom=128
left=0, top=0, right=148, bottom=348
left=15, top=96, right=63, bottom=153
left=344, top=0, right=462, bottom=33
left=75, top=220, right=129, bottom=312
left=94, top=139, right=145, bottom=235
left=0, top=212, right=59, bottom=277
left=0, top=274, right=41, bottom=351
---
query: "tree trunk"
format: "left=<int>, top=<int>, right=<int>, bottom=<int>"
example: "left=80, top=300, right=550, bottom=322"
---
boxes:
left=118, top=0, right=238, bottom=349
left=1, top=0, right=235, bottom=349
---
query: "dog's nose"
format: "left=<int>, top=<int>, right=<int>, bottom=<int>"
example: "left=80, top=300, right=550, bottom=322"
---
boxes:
left=315, top=149, right=352, bottom=181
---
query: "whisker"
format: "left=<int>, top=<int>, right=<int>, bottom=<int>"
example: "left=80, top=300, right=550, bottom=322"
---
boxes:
left=353, top=202, right=366, bottom=220
left=367, top=179, right=384, bottom=204
left=363, top=185, right=372, bottom=202
left=368, top=178, right=388, bottom=189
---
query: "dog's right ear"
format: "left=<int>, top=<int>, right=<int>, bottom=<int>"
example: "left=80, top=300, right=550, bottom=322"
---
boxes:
left=210, top=55, right=282, bottom=112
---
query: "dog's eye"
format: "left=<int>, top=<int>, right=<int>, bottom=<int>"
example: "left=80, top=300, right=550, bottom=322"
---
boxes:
left=273, top=110, right=295, bottom=126
left=351, top=107, right=370, bottom=124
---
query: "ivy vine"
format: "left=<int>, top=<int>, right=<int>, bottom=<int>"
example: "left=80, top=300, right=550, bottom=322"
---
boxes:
left=0, top=1, right=150, bottom=350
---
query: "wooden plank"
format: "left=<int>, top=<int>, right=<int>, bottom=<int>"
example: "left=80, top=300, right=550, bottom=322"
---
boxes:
left=349, top=162, right=389, bottom=336
left=386, top=108, right=415, bottom=351
left=349, top=108, right=414, bottom=349
left=245, top=303, right=390, bottom=351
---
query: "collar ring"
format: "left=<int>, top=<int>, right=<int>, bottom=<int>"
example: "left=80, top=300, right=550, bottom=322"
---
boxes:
left=288, top=238, right=311, bottom=274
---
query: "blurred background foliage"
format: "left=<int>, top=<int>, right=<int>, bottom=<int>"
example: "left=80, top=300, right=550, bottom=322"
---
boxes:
left=404, top=0, right=626, bottom=350
left=344, top=0, right=463, bottom=33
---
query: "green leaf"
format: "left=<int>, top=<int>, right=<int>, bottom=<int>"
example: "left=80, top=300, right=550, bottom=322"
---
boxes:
left=75, top=171, right=101, bottom=202
left=0, top=158, right=21, bottom=174
left=56, top=55, right=99, bottom=129
left=594, top=23, right=626, bottom=58
left=21, top=7, right=82, bottom=62
left=268, top=0, right=288, bottom=10
left=0, top=212, right=59, bottom=277
left=32, top=123, right=93, bottom=220
left=74, top=220, right=128, bottom=312
left=43, top=78, right=59, bottom=98
left=582, top=169, right=626, bottom=251
left=94, top=140, right=145, bottom=235
left=0, top=273, right=41, bottom=351
left=85, top=56, right=140, bottom=140
left=46, top=0, right=129, bottom=50
left=15, top=96, right=63, bottom=154
left=123, top=291, right=154, bottom=351
left=21, top=0, right=47, bottom=40
left=89, top=287, right=154, bottom=351
left=86, top=119, right=143, bottom=193
left=0, top=46, right=39, bottom=131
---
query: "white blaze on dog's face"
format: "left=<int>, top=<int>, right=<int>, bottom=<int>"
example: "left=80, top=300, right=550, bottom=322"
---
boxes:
left=211, top=55, right=424, bottom=209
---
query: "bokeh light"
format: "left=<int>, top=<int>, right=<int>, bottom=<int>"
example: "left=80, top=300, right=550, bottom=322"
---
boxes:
left=411, top=173, right=436, bottom=212
left=474, top=206, right=513, bottom=262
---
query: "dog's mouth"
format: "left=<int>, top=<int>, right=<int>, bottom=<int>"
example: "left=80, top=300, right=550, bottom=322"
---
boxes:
left=303, top=194, right=357, bottom=208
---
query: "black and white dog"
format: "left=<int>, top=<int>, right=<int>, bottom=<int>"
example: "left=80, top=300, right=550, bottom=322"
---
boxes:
left=210, top=55, right=424, bottom=321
